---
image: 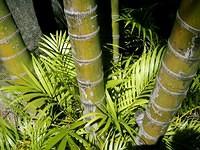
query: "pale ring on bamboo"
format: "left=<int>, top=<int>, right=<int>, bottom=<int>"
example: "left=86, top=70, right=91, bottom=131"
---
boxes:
left=168, top=40, right=200, bottom=61
left=156, top=77, right=188, bottom=96
left=111, top=14, right=119, bottom=20
left=9, top=72, right=27, bottom=80
left=112, top=34, right=120, bottom=39
left=150, top=98, right=182, bottom=112
left=161, top=60, right=196, bottom=80
left=77, top=73, right=104, bottom=88
left=72, top=50, right=102, bottom=64
left=0, top=13, right=11, bottom=22
left=0, top=47, right=27, bottom=61
left=176, top=11, right=200, bottom=34
left=64, top=5, right=97, bottom=17
left=68, top=26, right=100, bottom=40
left=81, top=94, right=105, bottom=107
left=0, top=29, right=19, bottom=44
left=145, top=109, right=170, bottom=126
left=138, top=124, right=158, bottom=142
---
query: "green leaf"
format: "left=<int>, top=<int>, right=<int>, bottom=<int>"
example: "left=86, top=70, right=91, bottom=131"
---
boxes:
left=58, top=137, right=67, bottom=150
left=67, top=135, right=80, bottom=150
left=45, top=131, right=67, bottom=150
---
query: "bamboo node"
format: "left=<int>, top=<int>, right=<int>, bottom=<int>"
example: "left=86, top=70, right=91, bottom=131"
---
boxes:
left=68, top=26, right=100, bottom=40
left=81, top=94, right=105, bottom=106
left=176, top=11, right=200, bottom=34
left=113, top=55, right=120, bottom=63
left=112, top=34, right=120, bottom=39
left=77, top=73, right=104, bottom=88
left=168, top=40, right=200, bottom=61
left=72, top=50, right=102, bottom=64
left=0, top=13, right=11, bottom=22
left=138, top=125, right=158, bottom=142
left=156, top=77, right=188, bottom=96
left=0, top=47, right=27, bottom=61
left=162, top=60, right=196, bottom=80
left=81, top=95, right=105, bottom=115
left=9, top=72, right=27, bottom=80
left=150, top=98, right=181, bottom=112
left=145, top=109, right=170, bottom=126
left=0, top=30, right=19, bottom=45
left=112, top=15, right=119, bottom=20
left=64, top=5, right=97, bottom=18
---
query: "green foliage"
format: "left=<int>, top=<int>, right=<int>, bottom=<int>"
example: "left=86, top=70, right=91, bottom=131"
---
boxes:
left=114, top=46, right=164, bottom=113
left=0, top=29, right=199, bottom=149
left=16, top=111, right=51, bottom=149
left=77, top=45, right=165, bottom=149
left=119, top=7, right=158, bottom=55
left=162, top=71, right=200, bottom=150
left=43, top=121, right=90, bottom=150
left=0, top=117, right=19, bottom=150
left=2, top=31, right=81, bottom=122
left=0, top=31, right=84, bottom=149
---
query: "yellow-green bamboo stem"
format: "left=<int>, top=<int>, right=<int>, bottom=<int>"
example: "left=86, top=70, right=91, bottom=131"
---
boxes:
left=63, top=0, right=105, bottom=114
left=111, top=0, right=120, bottom=62
left=0, top=0, right=32, bottom=83
left=137, top=0, right=200, bottom=145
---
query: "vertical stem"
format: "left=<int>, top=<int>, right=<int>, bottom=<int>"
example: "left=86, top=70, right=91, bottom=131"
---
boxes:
left=63, top=0, right=105, bottom=114
left=0, top=0, right=32, bottom=83
left=111, top=0, right=120, bottom=63
left=137, top=0, right=200, bottom=145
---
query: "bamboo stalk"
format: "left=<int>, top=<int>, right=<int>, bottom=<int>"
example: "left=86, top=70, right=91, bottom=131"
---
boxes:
left=63, top=0, right=105, bottom=114
left=137, top=0, right=200, bottom=145
left=0, top=0, right=32, bottom=83
left=111, top=0, right=120, bottom=63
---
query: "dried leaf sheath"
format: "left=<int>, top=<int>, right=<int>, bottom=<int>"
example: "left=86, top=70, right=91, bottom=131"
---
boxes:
left=63, top=0, right=105, bottom=113
left=0, top=0, right=31, bottom=82
left=137, top=0, right=200, bottom=145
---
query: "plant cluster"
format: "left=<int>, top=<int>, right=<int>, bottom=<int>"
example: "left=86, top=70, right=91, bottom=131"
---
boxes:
left=0, top=4, right=200, bottom=150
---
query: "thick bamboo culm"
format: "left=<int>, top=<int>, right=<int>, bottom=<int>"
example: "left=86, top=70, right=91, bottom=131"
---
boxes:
left=137, top=0, right=200, bottom=145
left=0, top=0, right=31, bottom=83
left=63, top=0, right=105, bottom=114
left=111, top=0, right=120, bottom=63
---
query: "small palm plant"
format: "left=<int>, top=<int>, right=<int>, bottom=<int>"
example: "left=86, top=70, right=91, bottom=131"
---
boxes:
left=0, top=31, right=86, bottom=149
left=78, top=44, right=165, bottom=149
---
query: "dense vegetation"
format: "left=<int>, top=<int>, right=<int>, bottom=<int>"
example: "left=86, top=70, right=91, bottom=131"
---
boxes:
left=0, top=0, right=199, bottom=149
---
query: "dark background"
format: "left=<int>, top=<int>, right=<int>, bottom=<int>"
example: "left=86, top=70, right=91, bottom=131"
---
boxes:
left=32, top=0, right=180, bottom=44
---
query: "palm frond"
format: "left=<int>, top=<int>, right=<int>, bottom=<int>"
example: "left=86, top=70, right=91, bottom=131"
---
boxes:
left=0, top=117, right=19, bottom=149
left=1, top=31, right=81, bottom=122
left=108, top=45, right=165, bottom=114
left=78, top=91, right=138, bottom=149
left=119, top=7, right=159, bottom=54
left=43, top=121, right=90, bottom=150
left=16, top=111, right=52, bottom=150
left=164, top=119, right=200, bottom=150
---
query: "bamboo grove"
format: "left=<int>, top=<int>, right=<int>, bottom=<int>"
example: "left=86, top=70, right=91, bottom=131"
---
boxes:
left=0, top=0, right=199, bottom=148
